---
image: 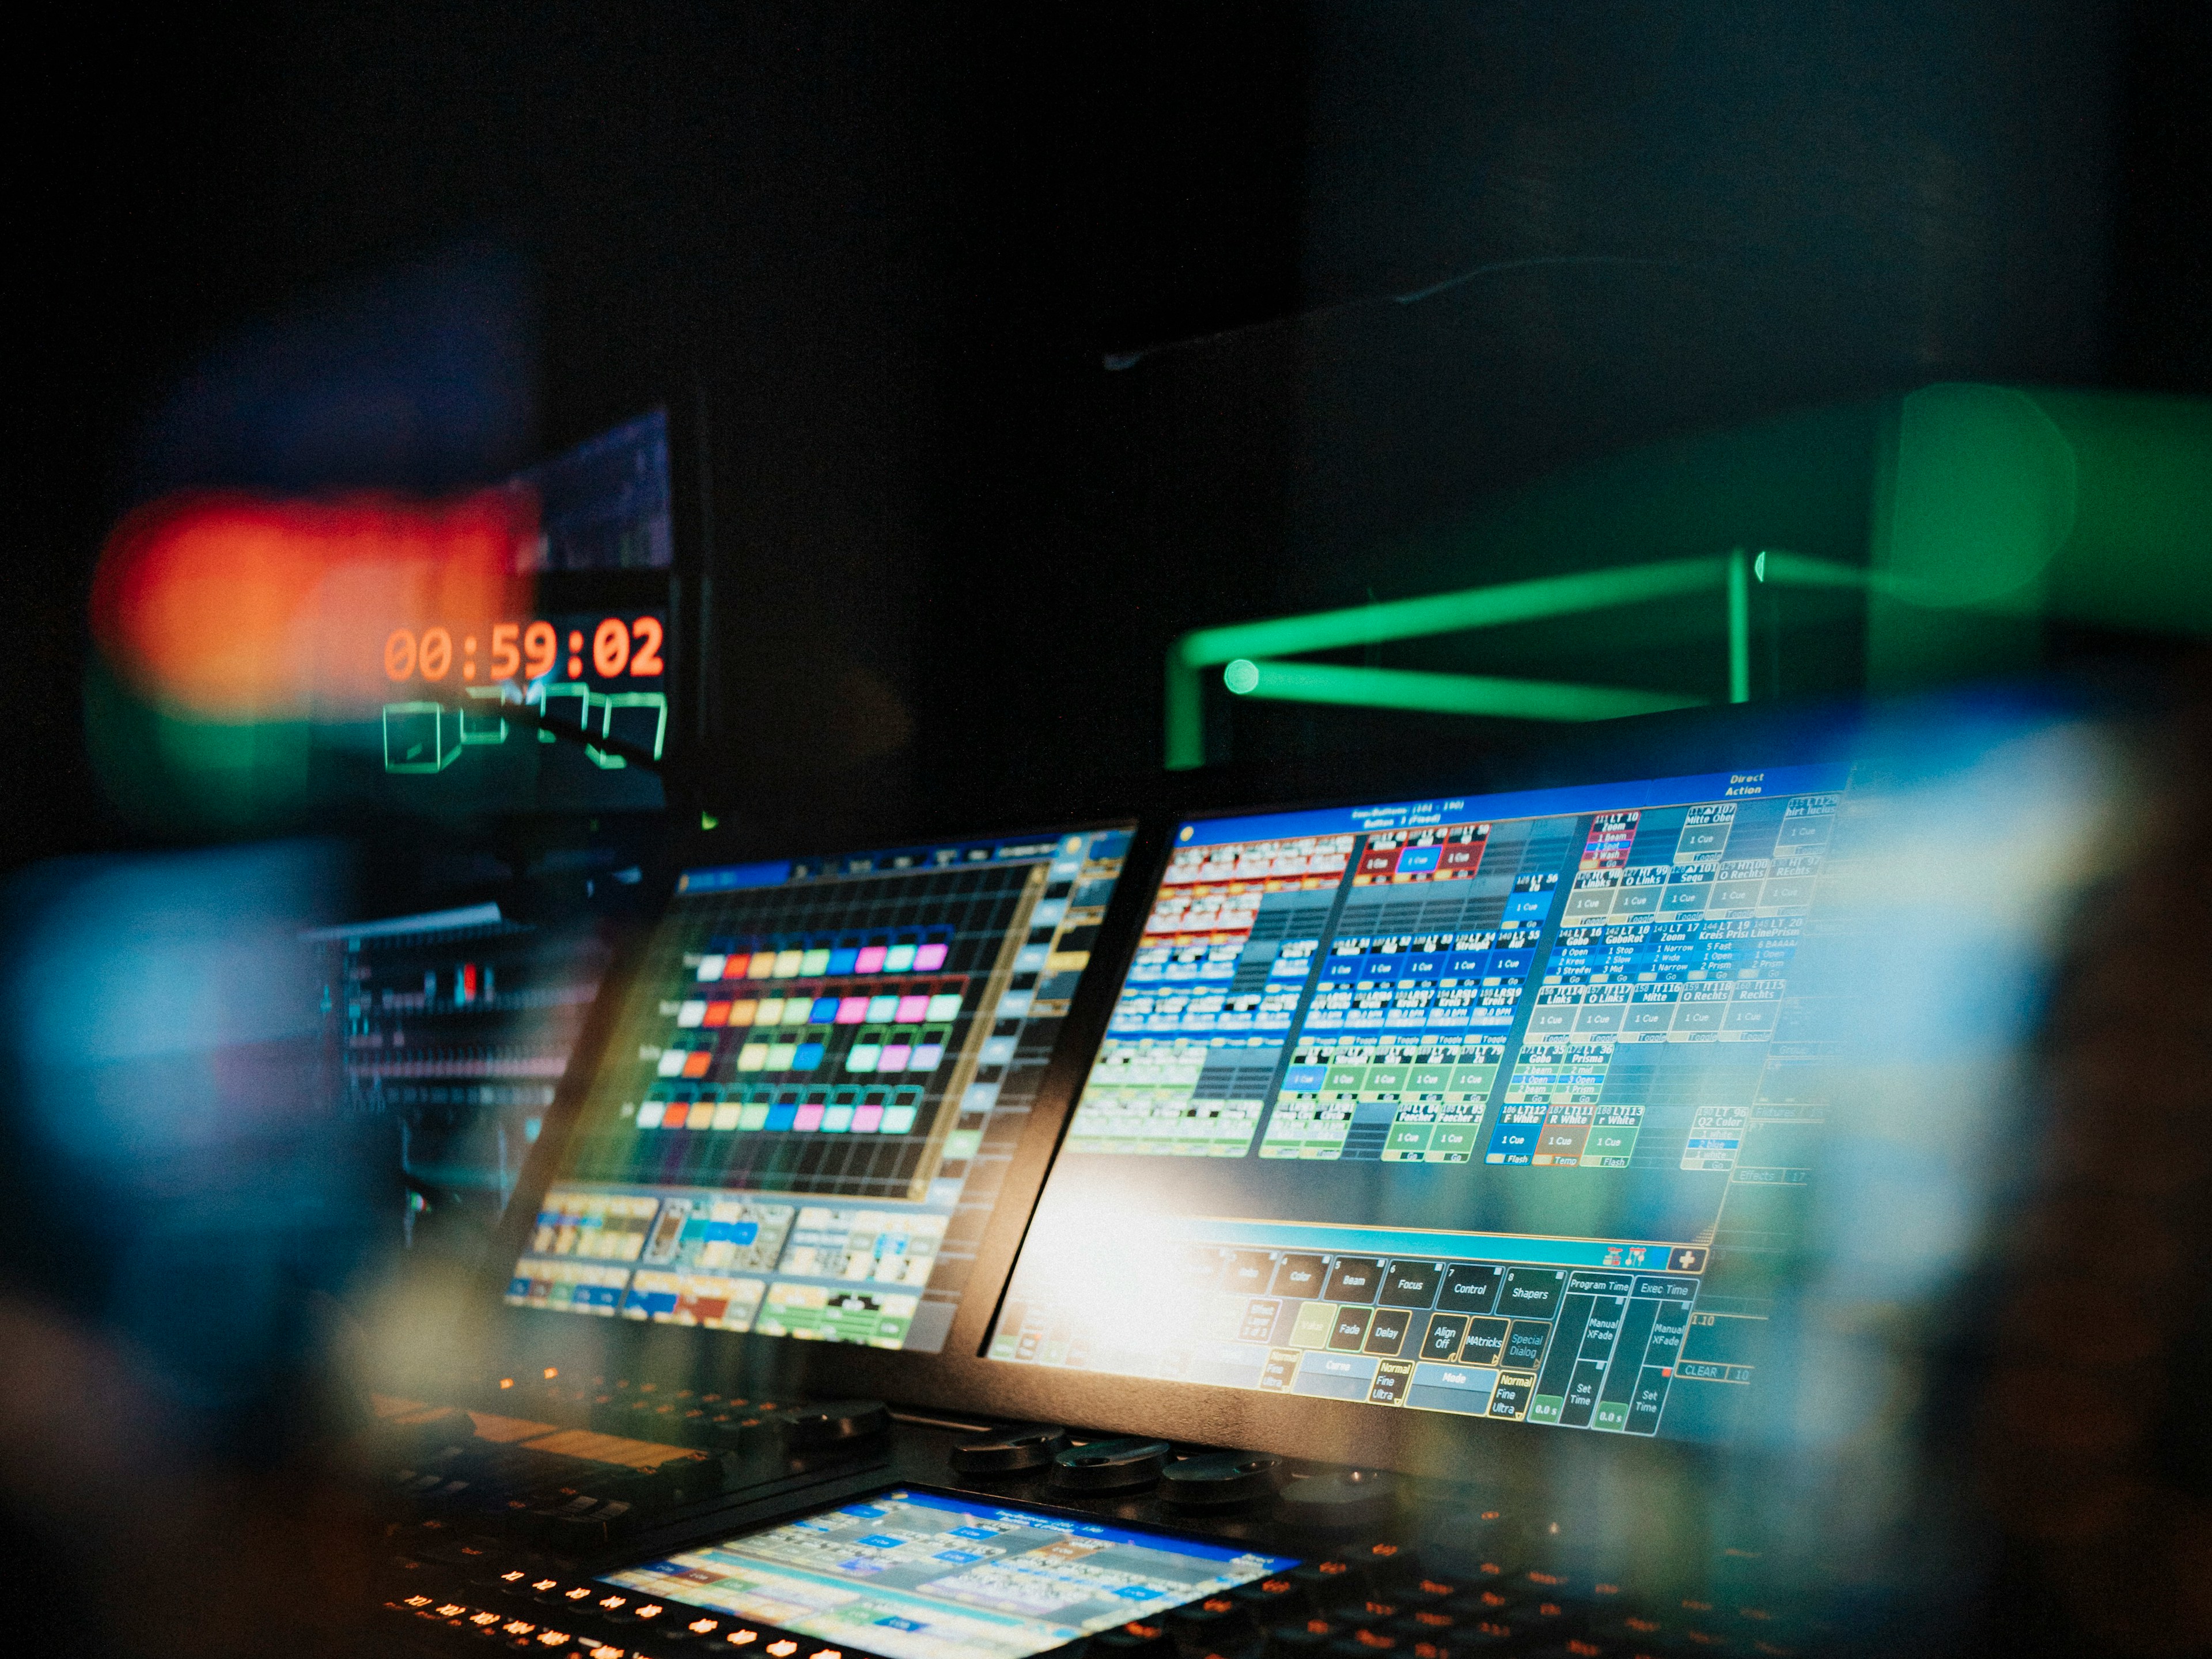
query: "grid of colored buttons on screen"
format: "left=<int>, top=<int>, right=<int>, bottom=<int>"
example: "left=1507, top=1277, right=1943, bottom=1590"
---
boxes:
left=632, top=1086, right=926, bottom=1136
left=1296, top=924, right=1543, bottom=1037
left=693, top=939, right=952, bottom=980
left=1108, top=836, right=1350, bottom=1039
left=992, top=1245, right=1706, bottom=1434
left=660, top=991, right=962, bottom=1077
left=1261, top=1040, right=1509, bottom=1160
left=1483, top=794, right=1834, bottom=1172
left=657, top=940, right=967, bottom=1078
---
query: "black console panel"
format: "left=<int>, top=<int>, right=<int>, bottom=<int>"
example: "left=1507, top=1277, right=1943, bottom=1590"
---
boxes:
left=369, top=1384, right=1826, bottom=1659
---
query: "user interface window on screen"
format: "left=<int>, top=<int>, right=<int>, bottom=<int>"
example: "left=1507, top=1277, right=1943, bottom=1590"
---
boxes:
left=988, top=768, right=1848, bottom=1440
left=508, top=827, right=1134, bottom=1353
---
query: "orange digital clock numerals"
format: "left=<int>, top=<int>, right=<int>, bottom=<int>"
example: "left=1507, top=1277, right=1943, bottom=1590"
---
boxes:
left=593, top=616, right=630, bottom=677
left=419, top=628, right=453, bottom=680
left=522, top=620, right=558, bottom=680
left=384, top=619, right=662, bottom=684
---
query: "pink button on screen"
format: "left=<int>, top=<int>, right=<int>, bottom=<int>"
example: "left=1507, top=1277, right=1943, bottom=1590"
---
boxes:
left=836, top=997, right=869, bottom=1024
left=914, top=943, right=948, bottom=971
left=895, top=995, right=930, bottom=1022
left=853, top=1105, right=884, bottom=1132
left=793, top=1104, right=824, bottom=1131
left=855, top=946, right=887, bottom=974
left=879, top=1045, right=911, bottom=1071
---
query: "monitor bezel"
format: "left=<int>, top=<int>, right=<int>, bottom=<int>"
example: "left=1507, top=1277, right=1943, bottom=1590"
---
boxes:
left=474, top=814, right=1166, bottom=1407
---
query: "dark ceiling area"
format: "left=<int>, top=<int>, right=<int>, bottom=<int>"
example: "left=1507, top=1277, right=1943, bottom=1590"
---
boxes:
left=14, top=1, right=2209, bottom=869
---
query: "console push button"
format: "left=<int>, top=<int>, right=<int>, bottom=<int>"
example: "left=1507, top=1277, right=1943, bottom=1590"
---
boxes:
left=1091, top=1619, right=1179, bottom=1657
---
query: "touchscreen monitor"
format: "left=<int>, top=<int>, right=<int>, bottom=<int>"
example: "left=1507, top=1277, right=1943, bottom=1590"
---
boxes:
left=987, top=766, right=1849, bottom=1440
left=506, top=825, right=1134, bottom=1352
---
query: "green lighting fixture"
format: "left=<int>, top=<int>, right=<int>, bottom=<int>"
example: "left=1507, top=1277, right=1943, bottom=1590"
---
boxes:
left=1167, top=551, right=1777, bottom=770
left=1220, top=659, right=1709, bottom=722
left=1164, top=384, right=2212, bottom=770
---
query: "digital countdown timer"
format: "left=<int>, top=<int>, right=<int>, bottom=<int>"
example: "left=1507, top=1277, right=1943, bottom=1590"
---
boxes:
left=382, top=615, right=665, bottom=685
left=375, top=610, right=669, bottom=793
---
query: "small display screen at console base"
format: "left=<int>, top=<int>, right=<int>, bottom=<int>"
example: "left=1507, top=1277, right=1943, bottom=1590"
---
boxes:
left=604, top=1487, right=1297, bottom=1659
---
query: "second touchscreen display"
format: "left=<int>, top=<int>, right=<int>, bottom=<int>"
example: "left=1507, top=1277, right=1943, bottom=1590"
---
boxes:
left=506, top=825, right=1133, bottom=1351
left=988, top=766, right=1850, bottom=1441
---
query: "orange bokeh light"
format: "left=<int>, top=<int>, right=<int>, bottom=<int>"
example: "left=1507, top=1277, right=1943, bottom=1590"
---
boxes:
left=90, top=490, right=536, bottom=721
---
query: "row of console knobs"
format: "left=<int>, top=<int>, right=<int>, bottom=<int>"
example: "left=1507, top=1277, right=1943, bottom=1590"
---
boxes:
left=406, top=1381, right=1399, bottom=1528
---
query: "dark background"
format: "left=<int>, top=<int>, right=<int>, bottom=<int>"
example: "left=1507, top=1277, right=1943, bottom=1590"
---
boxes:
left=13, top=1, right=2210, bottom=870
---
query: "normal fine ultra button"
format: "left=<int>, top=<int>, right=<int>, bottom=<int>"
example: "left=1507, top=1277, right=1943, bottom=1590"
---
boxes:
left=1047, top=1437, right=1171, bottom=1493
